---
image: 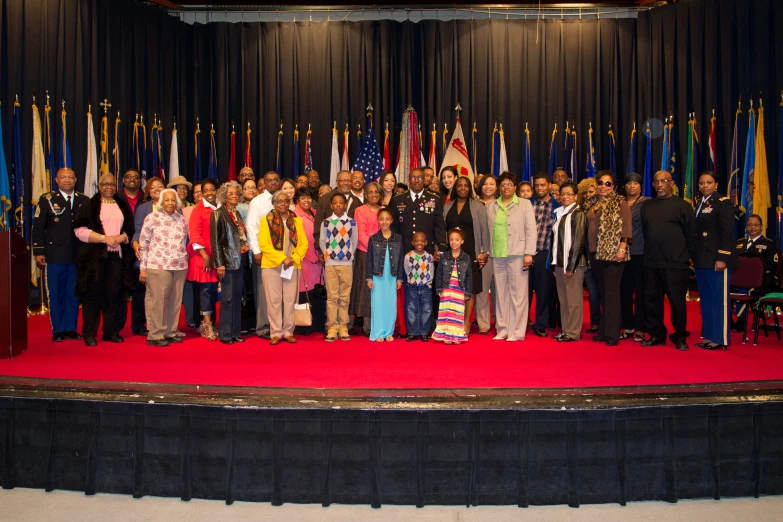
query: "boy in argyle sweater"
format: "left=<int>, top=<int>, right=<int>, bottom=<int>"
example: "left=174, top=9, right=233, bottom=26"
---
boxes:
left=319, top=193, right=358, bottom=341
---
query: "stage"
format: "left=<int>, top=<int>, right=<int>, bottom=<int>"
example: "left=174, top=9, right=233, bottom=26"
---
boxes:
left=1, top=301, right=782, bottom=506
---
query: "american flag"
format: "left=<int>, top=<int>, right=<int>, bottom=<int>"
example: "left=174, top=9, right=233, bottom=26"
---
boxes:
left=353, top=112, right=385, bottom=184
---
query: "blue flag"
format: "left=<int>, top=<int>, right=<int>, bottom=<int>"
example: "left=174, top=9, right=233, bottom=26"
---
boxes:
left=585, top=127, right=596, bottom=178
left=490, top=125, right=500, bottom=177
left=12, top=100, right=27, bottom=239
left=292, top=126, right=300, bottom=177
left=0, top=104, right=12, bottom=230
left=547, top=126, right=558, bottom=178
left=354, top=113, right=385, bottom=185
left=607, top=127, right=617, bottom=174
left=45, top=103, right=56, bottom=191
left=207, top=125, right=218, bottom=181
left=304, top=126, right=314, bottom=174
left=193, top=124, right=203, bottom=182
left=740, top=107, right=756, bottom=219
left=660, top=120, right=670, bottom=172
left=669, top=118, right=679, bottom=191
left=626, top=127, right=637, bottom=177
left=521, top=127, right=533, bottom=183
left=643, top=126, right=653, bottom=197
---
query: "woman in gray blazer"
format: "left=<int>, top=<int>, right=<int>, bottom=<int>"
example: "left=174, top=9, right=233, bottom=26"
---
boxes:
left=486, top=172, right=537, bottom=341
left=443, top=176, right=490, bottom=335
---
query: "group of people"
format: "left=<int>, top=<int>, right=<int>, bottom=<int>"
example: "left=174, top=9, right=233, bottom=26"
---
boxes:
left=32, top=161, right=780, bottom=350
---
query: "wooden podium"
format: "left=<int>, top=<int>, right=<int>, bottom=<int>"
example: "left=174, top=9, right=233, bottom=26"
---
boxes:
left=0, top=231, right=28, bottom=358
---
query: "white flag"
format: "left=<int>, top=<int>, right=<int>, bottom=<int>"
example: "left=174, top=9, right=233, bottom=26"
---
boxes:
left=84, top=111, right=99, bottom=197
left=31, top=103, right=47, bottom=286
left=168, top=128, right=179, bottom=184
left=440, top=119, right=475, bottom=182
left=329, top=126, right=340, bottom=187
left=499, top=127, right=509, bottom=175
left=31, top=104, right=47, bottom=206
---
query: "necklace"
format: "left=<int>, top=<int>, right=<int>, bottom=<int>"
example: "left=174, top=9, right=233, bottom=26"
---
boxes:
left=626, top=194, right=641, bottom=207
left=101, top=198, right=116, bottom=204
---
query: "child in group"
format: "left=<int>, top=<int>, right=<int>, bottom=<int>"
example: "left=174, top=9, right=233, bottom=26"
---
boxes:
left=365, top=208, right=404, bottom=342
left=319, top=193, right=357, bottom=342
left=431, top=228, right=473, bottom=345
left=403, top=231, right=436, bottom=342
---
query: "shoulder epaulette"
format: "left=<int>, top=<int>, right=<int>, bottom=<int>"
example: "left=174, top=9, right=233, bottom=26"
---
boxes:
left=720, top=196, right=730, bottom=201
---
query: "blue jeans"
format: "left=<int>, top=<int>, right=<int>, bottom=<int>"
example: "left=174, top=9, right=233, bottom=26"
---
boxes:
left=584, top=263, right=602, bottom=327
left=405, top=283, right=433, bottom=337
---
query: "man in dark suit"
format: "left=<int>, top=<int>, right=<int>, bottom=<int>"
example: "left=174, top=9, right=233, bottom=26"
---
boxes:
left=31, top=168, right=89, bottom=342
left=390, top=168, right=447, bottom=256
left=115, top=169, right=147, bottom=335
left=313, top=170, right=360, bottom=256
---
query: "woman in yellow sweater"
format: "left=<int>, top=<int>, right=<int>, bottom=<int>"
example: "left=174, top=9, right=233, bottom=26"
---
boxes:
left=258, top=190, right=309, bottom=345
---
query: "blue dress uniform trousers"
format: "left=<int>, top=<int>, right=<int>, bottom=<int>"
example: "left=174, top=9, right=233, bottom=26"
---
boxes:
left=696, top=268, right=733, bottom=346
left=46, top=263, right=79, bottom=334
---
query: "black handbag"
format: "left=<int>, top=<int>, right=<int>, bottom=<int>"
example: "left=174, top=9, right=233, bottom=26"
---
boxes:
left=313, top=266, right=328, bottom=300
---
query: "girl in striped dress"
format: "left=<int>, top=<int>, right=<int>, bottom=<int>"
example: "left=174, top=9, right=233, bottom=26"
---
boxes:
left=432, top=229, right=473, bottom=344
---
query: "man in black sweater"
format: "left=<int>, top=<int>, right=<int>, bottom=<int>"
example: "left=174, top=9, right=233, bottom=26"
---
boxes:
left=640, top=170, right=696, bottom=351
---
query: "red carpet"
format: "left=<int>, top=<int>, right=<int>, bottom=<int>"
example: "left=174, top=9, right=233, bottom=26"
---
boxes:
left=1, top=301, right=782, bottom=389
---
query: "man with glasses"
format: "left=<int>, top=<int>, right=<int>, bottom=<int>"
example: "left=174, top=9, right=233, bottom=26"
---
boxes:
left=529, top=172, right=561, bottom=337
left=313, top=170, right=360, bottom=256
left=238, top=166, right=255, bottom=185
left=31, top=168, right=89, bottom=342
left=245, top=171, right=284, bottom=340
left=640, top=170, right=696, bottom=351
left=115, top=169, right=148, bottom=335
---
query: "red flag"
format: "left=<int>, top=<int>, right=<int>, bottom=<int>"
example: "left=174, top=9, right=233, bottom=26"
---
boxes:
left=383, top=123, right=391, bottom=171
left=227, top=127, right=237, bottom=181
left=244, top=123, right=252, bottom=168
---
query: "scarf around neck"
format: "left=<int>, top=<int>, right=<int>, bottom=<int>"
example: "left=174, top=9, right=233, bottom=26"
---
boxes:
left=266, top=210, right=298, bottom=251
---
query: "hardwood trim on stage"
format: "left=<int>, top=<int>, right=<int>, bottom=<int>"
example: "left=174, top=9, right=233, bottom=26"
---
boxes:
left=2, top=375, right=783, bottom=410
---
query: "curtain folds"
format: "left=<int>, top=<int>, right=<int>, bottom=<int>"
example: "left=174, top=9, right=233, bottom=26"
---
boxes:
left=0, top=0, right=780, bottom=200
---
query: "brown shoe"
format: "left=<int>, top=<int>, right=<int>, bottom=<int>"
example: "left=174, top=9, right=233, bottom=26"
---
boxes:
left=270, top=336, right=281, bottom=345
left=284, top=336, right=297, bottom=344
left=198, top=322, right=218, bottom=341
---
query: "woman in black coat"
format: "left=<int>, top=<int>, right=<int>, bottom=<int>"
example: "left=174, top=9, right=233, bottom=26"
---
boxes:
left=73, top=173, right=136, bottom=346
left=693, top=172, right=738, bottom=350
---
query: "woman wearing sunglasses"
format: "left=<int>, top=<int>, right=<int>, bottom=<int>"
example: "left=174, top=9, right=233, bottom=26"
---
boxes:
left=583, top=171, right=632, bottom=346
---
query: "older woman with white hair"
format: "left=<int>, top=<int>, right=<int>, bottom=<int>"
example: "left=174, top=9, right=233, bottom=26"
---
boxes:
left=210, top=180, right=250, bottom=344
left=138, top=188, right=189, bottom=347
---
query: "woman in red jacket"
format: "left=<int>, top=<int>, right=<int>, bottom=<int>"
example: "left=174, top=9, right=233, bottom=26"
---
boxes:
left=187, top=178, right=219, bottom=340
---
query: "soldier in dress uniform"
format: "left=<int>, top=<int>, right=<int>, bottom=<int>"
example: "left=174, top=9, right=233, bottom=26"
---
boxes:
left=732, top=213, right=781, bottom=331
left=390, top=168, right=447, bottom=256
left=31, top=168, right=89, bottom=342
left=692, top=172, right=738, bottom=350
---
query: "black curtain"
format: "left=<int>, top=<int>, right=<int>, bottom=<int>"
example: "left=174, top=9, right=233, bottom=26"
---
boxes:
left=1, top=0, right=781, bottom=229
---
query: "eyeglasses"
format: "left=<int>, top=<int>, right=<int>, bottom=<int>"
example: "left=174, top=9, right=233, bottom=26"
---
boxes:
left=596, top=180, right=614, bottom=187
left=560, top=192, right=576, bottom=198
left=499, top=183, right=515, bottom=188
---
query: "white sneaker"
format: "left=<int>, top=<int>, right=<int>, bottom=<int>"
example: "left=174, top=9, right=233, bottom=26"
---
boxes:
left=493, top=335, right=506, bottom=341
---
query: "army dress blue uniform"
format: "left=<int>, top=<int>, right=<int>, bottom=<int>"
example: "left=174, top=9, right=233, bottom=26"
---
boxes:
left=693, top=194, right=738, bottom=347
left=31, top=190, right=89, bottom=340
left=733, top=235, right=781, bottom=323
left=390, top=188, right=447, bottom=254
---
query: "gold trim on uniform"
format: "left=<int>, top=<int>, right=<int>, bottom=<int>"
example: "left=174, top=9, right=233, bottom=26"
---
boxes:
left=718, top=250, right=731, bottom=255
left=722, top=269, right=729, bottom=345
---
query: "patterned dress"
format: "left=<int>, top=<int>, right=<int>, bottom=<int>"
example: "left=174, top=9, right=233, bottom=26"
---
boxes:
left=431, top=258, right=468, bottom=343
